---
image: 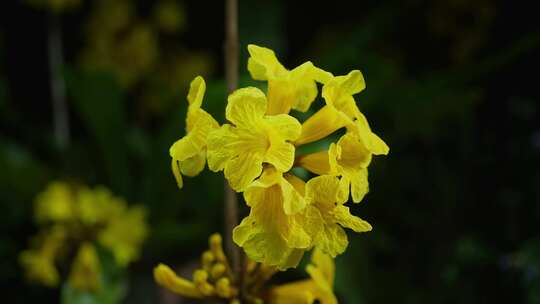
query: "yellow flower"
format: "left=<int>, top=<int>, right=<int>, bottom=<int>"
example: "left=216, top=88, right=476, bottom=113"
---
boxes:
left=296, top=70, right=365, bottom=145
left=170, top=76, right=219, bottom=188
left=298, top=132, right=371, bottom=203
left=233, top=167, right=322, bottom=269
left=98, top=205, right=148, bottom=266
left=34, top=181, right=74, bottom=223
left=19, top=226, right=66, bottom=287
left=247, top=44, right=331, bottom=115
left=206, top=87, right=301, bottom=191
left=68, top=242, right=101, bottom=292
left=267, top=249, right=337, bottom=304
left=306, top=175, right=371, bottom=257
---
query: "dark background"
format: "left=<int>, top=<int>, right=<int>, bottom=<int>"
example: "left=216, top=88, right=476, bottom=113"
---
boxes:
left=1, top=0, right=539, bottom=303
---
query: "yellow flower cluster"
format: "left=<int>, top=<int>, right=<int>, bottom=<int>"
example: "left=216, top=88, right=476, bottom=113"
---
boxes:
left=170, top=44, right=388, bottom=270
left=19, top=181, right=148, bottom=291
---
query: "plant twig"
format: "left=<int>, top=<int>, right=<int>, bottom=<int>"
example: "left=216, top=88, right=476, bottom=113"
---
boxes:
left=224, top=0, right=241, bottom=286
left=48, top=14, right=69, bottom=149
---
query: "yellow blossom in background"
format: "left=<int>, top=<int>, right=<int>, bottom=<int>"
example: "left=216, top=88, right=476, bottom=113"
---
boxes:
left=170, top=76, right=219, bottom=188
left=207, top=87, right=301, bottom=191
left=99, top=205, right=148, bottom=266
left=19, top=226, right=66, bottom=287
left=268, top=249, right=337, bottom=304
left=34, top=181, right=74, bottom=223
left=68, top=242, right=101, bottom=292
left=153, top=0, right=186, bottom=34
left=27, top=0, right=81, bottom=14
left=20, top=181, right=148, bottom=291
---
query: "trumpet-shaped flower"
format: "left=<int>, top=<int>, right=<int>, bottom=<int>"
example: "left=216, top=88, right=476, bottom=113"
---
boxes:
left=267, top=249, right=337, bottom=304
left=170, top=76, right=219, bottom=188
left=306, top=175, right=372, bottom=257
left=233, top=167, right=322, bottom=269
left=207, top=87, right=301, bottom=191
left=247, top=44, right=331, bottom=115
left=68, top=242, right=101, bottom=291
left=296, top=70, right=364, bottom=145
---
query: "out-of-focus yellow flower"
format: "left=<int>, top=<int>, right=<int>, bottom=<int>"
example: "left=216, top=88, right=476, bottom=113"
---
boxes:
left=170, top=76, right=219, bottom=188
left=306, top=175, right=371, bottom=257
left=99, top=205, right=148, bottom=266
left=21, top=181, right=148, bottom=290
left=27, top=0, right=81, bottom=14
left=154, top=234, right=237, bottom=300
left=34, top=181, right=73, bottom=223
left=233, top=167, right=322, bottom=269
left=247, top=44, right=331, bottom=115
left=69, top=242, right=101, bottom=292
left=207, top=87, right=301, bottom=191
left=19, top=226, right=66, bottom=287
left=153, top=0, right=186, bottom=34
left=267, top=249, right=337, bottom=304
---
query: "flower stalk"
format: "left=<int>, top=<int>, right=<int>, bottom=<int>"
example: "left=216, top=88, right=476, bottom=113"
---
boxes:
left=224, top=0, right=241, bottom=289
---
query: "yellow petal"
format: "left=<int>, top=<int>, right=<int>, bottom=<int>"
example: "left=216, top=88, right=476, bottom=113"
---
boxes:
left=225, top=87, right=267, bottom=128
left=305, top=175, right=342, bottom=207
left=171, top=158, right=183, bottom=188
left=247, top=44, right=287, bottom=80
left=334, top=205, right=372, bottom=233
left=187, top=76, right=206, bottom=108
left=265, top=141, right=296, bottom=173
left=317, top=224, right=348, bottom=258
left=154, top=263, right=203, bottom=298
left=310, top=248, right=335, bottom=284
left=179, top=151, right=206, bottom=177
left=350, top=112, right=389, bottom=155
left=206, top=125, right=237, bottom=172
left=224, top=152, right=264, bottom=192
left=267, top=280, right=316, bottom=304
left=348, top=168, right=369, bottom=203
left=284, top=173, right=306, bottom=196
left=296, top=105, right=350, bottom=146
left=266, top=114, right=302, bottom=141
left=296, top=150, right=331, bottom=175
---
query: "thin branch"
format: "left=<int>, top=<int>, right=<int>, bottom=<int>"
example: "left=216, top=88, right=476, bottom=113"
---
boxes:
left=224, top=0, right=241, bottom=284
left=48, top=14, right=69, bottom=149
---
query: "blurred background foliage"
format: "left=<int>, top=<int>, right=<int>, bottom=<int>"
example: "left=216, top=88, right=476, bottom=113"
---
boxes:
left=0, top=0, right=539, bottom=303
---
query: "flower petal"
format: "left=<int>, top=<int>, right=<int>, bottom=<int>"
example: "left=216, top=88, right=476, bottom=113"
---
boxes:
left=247, top=44, right=287, bottom=80
left=265, top=141, right=296, bottom=173
left=224, top=152, right=264, bottom=191
left=349, top=168, right=369, bottom=203
left=265, top=114, right=302, bottom=141
left=186, top=76, right=206, bottom=108
left=334, top=205, right=372, bottom=233
left=179, top=151, right=206, bottom=177
left=297, top=150, right=331, bottom=175
left=296, top=105, right=350, bottom=146
left=316, top=224, right=348, bottom=258
left=226, top=87, right=267, bottom=128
